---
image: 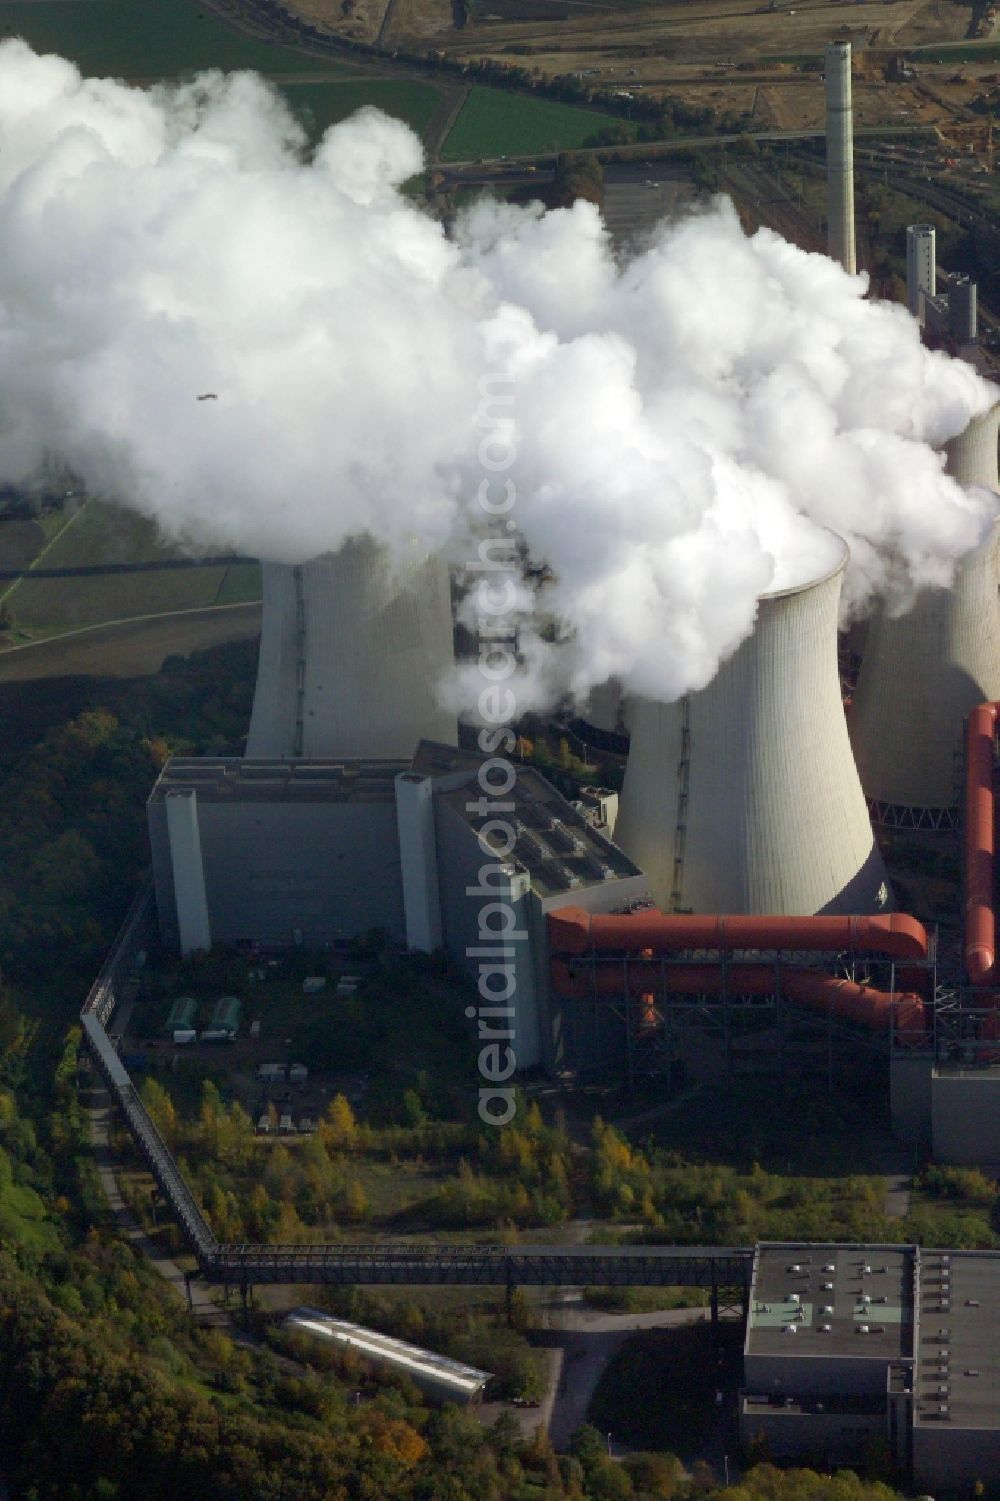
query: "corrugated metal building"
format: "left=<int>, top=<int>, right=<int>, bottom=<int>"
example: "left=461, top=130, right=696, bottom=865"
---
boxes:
left=406, top=741, right=647, bottom=1074
left=208, top=995, right=242, bottom=1035
left=283, top=1308, right=492, bottom=1406
left=164, top=996, right=197, bottom=1034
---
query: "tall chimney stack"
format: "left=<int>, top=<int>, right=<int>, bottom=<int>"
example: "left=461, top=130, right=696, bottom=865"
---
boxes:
left=825, top=41, right=857, bottom=275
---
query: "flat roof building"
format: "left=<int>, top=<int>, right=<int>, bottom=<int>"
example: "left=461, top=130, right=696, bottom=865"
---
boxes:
left=149, top=757, right=410, bottom=954
left=149, top=742, right=648, bottom=1073
left=740, top=1242, right=1000, bottom=1489
left=906, top=223, right=936, bottom=321
left=744, top=1242, right=914, bottom=1392
left=911, top=1249, right=1000, bottom=1490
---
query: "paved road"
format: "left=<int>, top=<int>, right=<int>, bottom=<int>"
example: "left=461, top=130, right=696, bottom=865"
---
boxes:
left=543, top=1298, right=710, bottom=1449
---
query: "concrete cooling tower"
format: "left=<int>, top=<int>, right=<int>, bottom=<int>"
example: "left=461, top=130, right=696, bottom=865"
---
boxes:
left=247, top=539, right=457, bottom=760
left=614, top=538, right=888, bottom=915
left=580, top=677, right=629, bottom=738
left=848, top=405, right=1000, bottom=828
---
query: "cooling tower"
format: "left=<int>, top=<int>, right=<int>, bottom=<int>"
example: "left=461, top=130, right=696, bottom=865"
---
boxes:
left=615, top=538, right=888, bottom=914
left=848, top=404, right=1000, bottom=825
left=247, top=539, right=457, bottom=760
left=580, top=677, right=629, bottom=737
left=825, top=42, right=857, bottom=276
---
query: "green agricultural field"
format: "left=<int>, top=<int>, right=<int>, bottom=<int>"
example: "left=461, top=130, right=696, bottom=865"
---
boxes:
left=0, top=0, right=357, bottom=82
left=2, top=499, right=261, bottom=639
left=0, top=0, right=447, bottom=147
left=282, top=78, right=446, bottom=141
left=0, top=517, right=46, bottom=573
left=441, top=85, right=638, bottom=161
left=916, top=41, right=1000, bottom=62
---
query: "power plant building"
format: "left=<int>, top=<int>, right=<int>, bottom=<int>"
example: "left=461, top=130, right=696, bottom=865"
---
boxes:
left=849, top=405, right=1000, bottom=825
left=148, top=758, right=410, bottom=953
left=825, top=42, right=857, bottom=276
left=614, top=540, right=888, bottom=915
left=905, top=225, right=979, bottom=343
left=148, top=742, right=647, bottom=1072
left=906, top=223, right=936, bottom=320
left=948, top=274, right=978, bottom=343
left=247, top=541, right=457, bottom=761
left=410, top=741, right=646, bottom=1073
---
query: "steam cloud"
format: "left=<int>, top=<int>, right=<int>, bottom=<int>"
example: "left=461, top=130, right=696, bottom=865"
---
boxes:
left=0, top=39, right=995, bottom=709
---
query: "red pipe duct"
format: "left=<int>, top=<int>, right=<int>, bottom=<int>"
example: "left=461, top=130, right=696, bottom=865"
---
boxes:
left=547, top=906, right=929, bottom=962
left=550, top=959, right=927, bottom=1040
left=964, top=702, right=999, bottom=986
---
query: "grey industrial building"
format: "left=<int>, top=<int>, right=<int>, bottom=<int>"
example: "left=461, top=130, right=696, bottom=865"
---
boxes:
left=905, top=223, right=979, bottom=344
left=740, top=1243, right=1000, bottom=1490
left=892, top=1051, right=1000, bottom=1165
left=148, top=741, right=645, bottom=1073
left=148, top=758, right=409, bottom=953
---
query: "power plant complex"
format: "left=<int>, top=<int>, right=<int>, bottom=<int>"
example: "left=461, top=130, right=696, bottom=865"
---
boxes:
left=150, top=395, right=1000, bottom=1159
left=146, top=52, right=1000, bottom=1158
left=67, top=47, right=1000, bottom=1493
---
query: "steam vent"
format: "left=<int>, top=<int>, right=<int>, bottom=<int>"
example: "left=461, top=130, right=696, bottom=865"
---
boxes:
left=615, top=538, right=888, bottom=914
left=246, top=539, right=457, bottom=760
left=849, top=404, right=1000, bottom=828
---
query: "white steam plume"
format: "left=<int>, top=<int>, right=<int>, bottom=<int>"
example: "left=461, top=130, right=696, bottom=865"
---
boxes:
left=0, top=39, right=995, bottom=710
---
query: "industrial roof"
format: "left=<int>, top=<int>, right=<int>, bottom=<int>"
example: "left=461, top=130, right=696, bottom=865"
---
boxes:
left=283, top=1309, right=492, bottom=1398
left=149, top=757, right=407, bottom=805
left=745, top=1243, right=914, bottom=1363
left=432, top=755, right=640, bottom=899
left=913, top=1250, right=1000, bottom=1430
left=410, top=741, right=487, bottom=778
